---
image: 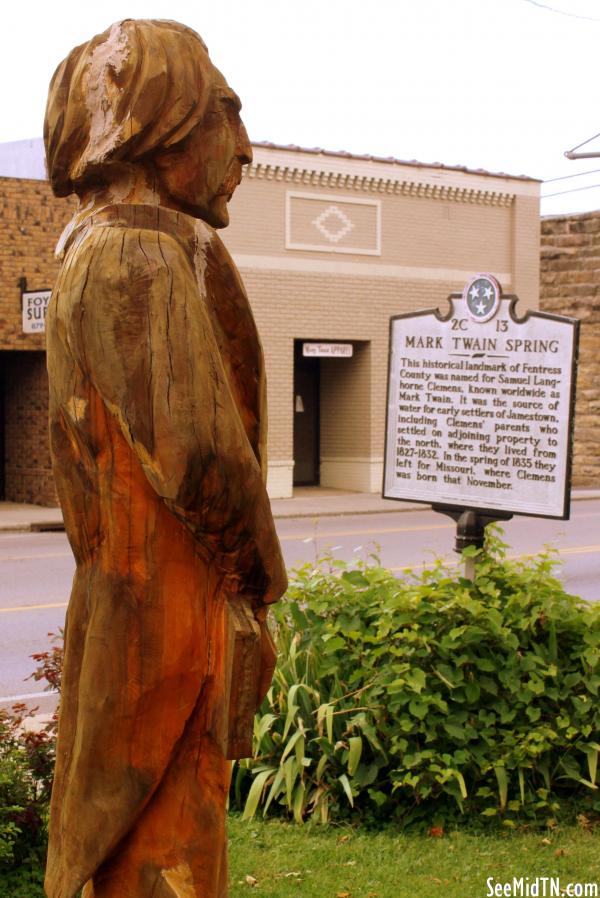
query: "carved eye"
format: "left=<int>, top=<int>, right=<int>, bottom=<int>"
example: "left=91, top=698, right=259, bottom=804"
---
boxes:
left=220, top=92, right=242, bottom=115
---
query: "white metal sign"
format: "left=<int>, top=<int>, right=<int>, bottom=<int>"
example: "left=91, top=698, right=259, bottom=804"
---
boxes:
left=303, top=343, right=353, bottom=358
left=383, top=276, right=579, bottom=519
left=22, top=290, right=51, bottom=334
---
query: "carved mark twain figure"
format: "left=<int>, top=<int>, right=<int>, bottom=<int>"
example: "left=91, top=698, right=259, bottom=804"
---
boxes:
left=44, top=19, right=287, bottom=898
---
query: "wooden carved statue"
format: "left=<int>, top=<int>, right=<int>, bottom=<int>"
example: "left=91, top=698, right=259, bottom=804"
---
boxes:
left=43, top=19, right=287, bottom=898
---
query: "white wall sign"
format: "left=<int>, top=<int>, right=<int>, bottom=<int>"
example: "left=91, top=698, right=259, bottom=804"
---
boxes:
left=383, top=275, right=579, bottom=519
left=22, top=290, right=51, bottom=334
left=303, top=343, right=353, bottom=358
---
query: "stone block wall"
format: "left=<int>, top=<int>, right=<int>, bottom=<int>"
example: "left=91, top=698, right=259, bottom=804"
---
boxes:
left=540, top=212, right=600, bottom=487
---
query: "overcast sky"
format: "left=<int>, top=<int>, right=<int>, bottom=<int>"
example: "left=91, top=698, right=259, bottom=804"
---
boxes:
left=2, top=0, right=600, bottom=216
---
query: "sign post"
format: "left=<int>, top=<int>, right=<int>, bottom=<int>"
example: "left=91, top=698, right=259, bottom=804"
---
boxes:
left=383, top=275, right=579, bottom=575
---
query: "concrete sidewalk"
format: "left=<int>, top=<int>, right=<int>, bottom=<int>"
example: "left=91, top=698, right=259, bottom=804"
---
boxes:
left=0, top=487, right=599, bottom=532
left=0, top=502, right=66, bottom=532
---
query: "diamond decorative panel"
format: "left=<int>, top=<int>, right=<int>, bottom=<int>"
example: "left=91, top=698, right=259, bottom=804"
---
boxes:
left=286, top=192, right=381, bottom=255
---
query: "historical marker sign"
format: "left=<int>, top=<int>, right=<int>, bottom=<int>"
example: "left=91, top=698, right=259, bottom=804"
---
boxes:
left=383, top=276, right=579, bottom=519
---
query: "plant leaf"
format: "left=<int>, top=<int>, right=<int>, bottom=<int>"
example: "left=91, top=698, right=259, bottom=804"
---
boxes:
left=263, top=766, right=285, bottom=816
left=494, top=766, right=508, bottom=811
left=292, top=781, right=306, bottom=823
left=347, top=736, right=363, bottom=776
left=586, top=748, right=598, bottom=787
left=242, top=768, right=275, bottom=821
left=454, top=770, right=468, bottom=800
left=338, top=773, right=354, bottom=807
left=283, top=685, right=301, bottom=741
left=518, top=768, right=525, bottom=805
left=281, top=729, right=302, bottom=764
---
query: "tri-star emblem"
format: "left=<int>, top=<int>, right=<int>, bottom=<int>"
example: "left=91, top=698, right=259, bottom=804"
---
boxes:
left=463, top=274, right=501, bottom=323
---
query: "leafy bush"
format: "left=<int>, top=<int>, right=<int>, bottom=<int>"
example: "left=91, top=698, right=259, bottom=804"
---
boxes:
left=0, top=707, right=53, bottom=871
left=3, top=539, right=600, bottom=851
left=232, top=531, right=600, bottom=828
left=0, top=635, right=59, bottom=875
left=0, top=848, right=45, bottom=898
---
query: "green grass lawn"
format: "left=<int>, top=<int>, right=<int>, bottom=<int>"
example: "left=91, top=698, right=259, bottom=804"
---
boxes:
left=3, top=818, right=600, bottom=898
left=229, top=816, right=600, bottom=898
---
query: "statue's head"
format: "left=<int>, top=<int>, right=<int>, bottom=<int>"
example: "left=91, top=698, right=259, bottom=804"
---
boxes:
left=44, top=19, right=252, bottom=227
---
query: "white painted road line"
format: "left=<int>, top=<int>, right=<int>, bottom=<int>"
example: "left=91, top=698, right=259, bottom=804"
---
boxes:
left=279, top=522, right=454, bottom=542
left=0, top=601, right=68, bottom=614
left=0, top=690, right=58, bottom=703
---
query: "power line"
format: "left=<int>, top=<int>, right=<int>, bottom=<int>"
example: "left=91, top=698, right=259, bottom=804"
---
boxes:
left=544, top=167, right=600, bottom=183
left=542, top=182, right=600, bottom=198
left=522, top=0, right=600, bottom=21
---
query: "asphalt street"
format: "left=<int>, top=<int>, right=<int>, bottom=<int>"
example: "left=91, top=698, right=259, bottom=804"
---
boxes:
left=1, top=499, right=598, bottom=712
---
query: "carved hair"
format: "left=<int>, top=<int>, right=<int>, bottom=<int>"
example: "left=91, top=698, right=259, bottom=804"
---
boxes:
left=44, top=19, right=213, bottom=197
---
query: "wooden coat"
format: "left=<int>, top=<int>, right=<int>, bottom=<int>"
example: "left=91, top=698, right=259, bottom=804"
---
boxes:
left=45, top=203, right=287, bottom=898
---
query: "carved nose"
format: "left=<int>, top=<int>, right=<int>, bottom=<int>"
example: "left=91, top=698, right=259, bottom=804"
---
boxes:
left=237, top=122, right=252, bottom=166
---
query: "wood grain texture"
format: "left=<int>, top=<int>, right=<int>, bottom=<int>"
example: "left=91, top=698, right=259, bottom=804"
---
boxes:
left=43, top=20, right=286, bottom=898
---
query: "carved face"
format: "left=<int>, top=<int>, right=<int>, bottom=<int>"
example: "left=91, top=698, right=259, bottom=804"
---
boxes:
left=154, top=66, right=252, bottom=227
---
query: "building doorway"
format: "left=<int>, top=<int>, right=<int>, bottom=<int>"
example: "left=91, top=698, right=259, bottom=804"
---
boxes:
left=293, top=341, right=320, bottom=485
left=292, top=339, right=373, bottom=493
left=0, top=351, right=55, bottom=505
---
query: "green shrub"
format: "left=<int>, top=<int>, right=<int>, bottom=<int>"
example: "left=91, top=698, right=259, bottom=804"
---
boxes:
left=0, top=635, right=59, bottom=876
left=0, top=855, right=45, bottom=898
left=2, top=536, right=599, bottom=852
left=232, top=531, right=600, bottom=828
left=0, top=707, right=52, bottom=871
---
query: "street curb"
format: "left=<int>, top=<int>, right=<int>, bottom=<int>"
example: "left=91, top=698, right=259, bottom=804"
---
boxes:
left=0, top=522, right=65, bottom=533
left=29, top=521, right=66, bottom=532
left=0, top=491, right=598, bottom=531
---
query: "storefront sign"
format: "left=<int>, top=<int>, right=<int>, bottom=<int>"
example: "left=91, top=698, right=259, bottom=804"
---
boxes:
left=303, top=342, right=353, bottom=358
left=383, top=275, right=579, bottom=519
left=22, top=289, right=51, bottom=333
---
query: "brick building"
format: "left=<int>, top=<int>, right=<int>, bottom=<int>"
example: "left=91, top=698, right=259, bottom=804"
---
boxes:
left=0, top=138, right=540, bottom=504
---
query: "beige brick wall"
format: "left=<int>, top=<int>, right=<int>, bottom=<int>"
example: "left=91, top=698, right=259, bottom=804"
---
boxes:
left=512, top=195, right=541, bottom=312
left=540, top=212, right=600, bottom=487
left=320, top=344, right=371, bottom=457
left=224, top=152, right=540, bottom=495
left=226, top=179, right=516, bottom=275
left=237, top=268, right=531, bottom=495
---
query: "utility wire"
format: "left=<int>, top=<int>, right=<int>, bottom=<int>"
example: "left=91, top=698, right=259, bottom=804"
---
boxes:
left=522, top=0, right=600, bottom=21
left=542, top=182, right=600, bottom=198
left=544, top=168, right=600, bottom=183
